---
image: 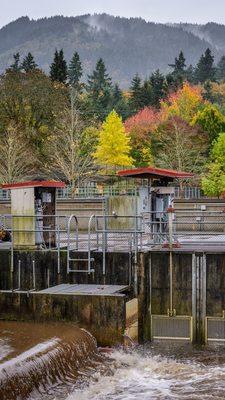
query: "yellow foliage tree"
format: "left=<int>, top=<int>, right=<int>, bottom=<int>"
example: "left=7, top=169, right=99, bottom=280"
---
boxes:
left=160, top=82, right=204, bottom=123
left=94, top=110, right=133, bottom=170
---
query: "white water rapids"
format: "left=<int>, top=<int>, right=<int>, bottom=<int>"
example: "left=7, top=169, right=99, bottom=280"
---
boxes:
left=67, top=346, right=225, bottom=400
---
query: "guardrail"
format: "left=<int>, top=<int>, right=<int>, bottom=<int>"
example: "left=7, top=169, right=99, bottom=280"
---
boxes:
left=142, top=210, right=225, bottom=246
left=0, top=186, right=206, bottom=201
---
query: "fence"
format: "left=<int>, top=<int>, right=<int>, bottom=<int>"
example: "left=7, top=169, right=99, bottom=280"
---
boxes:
left=142, top=209, right=225, bottom=246
left=0, top=186, right=206, bottom=201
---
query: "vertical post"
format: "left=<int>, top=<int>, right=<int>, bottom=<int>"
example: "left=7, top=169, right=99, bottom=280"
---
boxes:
left=18, top=260, right=21, bottom=291
left=192, top=253, right=197, bottom=343
left=167, top=207, right=174, bottom=317
left=32, top=260, right=36, bottom=291
left=201, top=253, right=207, bottom=343
left=11, top=217, right=14, bottom=291
left=57, top=215, right=60, bottom=275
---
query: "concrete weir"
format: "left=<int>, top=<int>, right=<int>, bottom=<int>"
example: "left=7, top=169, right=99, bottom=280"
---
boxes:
left=1, top=247, right=225, bottom=345
left=0, top=250, right=133, bottom=346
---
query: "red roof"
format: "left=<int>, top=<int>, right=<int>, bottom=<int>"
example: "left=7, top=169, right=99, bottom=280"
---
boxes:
left=117, top=167, right=194, bottom=179
left=2, top=180, right=66, bottom=189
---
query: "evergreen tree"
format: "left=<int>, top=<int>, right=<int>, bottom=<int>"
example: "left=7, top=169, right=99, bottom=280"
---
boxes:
left=68, top=52, right=83, bottom=91
left=86, top=58, right=112, bottom=120
left=111, top=84, right=129, bottom=120
left=141, top=79, right=153, bottom=107
left=22, top=52, right=38, bottom=72
left=217, top=56, right=225, bottom=81
left=195, top=48, right=215, bottom=83
left=168, top=51, right=186, bottom=88
left=129, top=74, right=144, bottom=113
left=169, top=51, right=186, bottom=75
left=50, top=49, right=67, bottom=84
left=186, top=64, right=195, bottom=84
left=9, top=53, right=21, bottom=72
left=150, top=70, right=167, bottom=108
left=203, top=80, right=214, bottom=102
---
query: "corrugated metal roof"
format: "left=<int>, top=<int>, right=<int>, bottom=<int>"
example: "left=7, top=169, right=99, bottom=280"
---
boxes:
left=117, top=167, right=194, bottom=179
left=2, top=180, right=65, bottom=189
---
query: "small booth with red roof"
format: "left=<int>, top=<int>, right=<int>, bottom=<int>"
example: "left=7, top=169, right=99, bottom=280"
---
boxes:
left=117, top=166, right=194, bottom=215
left=2, top=180, right=65, bottom=248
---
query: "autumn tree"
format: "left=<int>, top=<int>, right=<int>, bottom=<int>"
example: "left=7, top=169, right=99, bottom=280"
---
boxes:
left=0, top=124, right=38, bottom=183
left=192, top=104, right=225, bottom=144
left=125, top=107, right=159, bottom=166
left=94, top=110, right=133, bottom=170
left=0, top=69, right=68, bottom=152
left=46, top=99, right=98, bottom=190
left=202, top=132, right=225, bottom=197
left=160, top=82, right=204, bottom=123
left=157, top=116, right=208, bottom=174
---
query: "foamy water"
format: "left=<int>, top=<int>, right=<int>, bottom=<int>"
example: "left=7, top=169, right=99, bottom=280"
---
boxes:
left=67, top=347, right=225, bottom=400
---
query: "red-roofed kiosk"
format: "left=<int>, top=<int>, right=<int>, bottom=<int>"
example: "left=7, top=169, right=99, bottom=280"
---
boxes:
left=117, top=167, right=194, bottom=216
left=2, top=180, right=65, bottom=248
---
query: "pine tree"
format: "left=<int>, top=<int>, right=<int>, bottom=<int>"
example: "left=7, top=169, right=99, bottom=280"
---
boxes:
left=9, top=53, right=21, bottom=72
left=141, top=79, right=153, bottom=107
left=50, top=49, right=67, bottom=84
left=68, top=52, right=83, bottom=91
left=203, top=80, right=214, bottom=102
left=150, top=70, right=167, bottom=108
left=93, top=110, right=133, bottom=169
left=168, top=51, right=186, bottom=88
left=186, top=65, right=195, bottom=84
left=111, top=84, right=129, bottom=120
left=195, top=48, right=215, bottom=83
left=22, top=52, right=38, bottom=72
left=86, top=58, right=112, bottom=120
left=217, top=56, right=225, bottom=81
left=129, top=74, right=144, bottom=113
left=169, top=51, right=186, bottom=75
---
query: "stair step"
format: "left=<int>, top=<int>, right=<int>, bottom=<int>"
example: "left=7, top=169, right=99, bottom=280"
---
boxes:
left=68, top=269, right=95, bottom=273
left=69, top=258, right=94, bottom=262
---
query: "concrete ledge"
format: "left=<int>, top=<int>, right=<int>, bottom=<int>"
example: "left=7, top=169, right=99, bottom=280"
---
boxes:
left=0, top=291, right=126, bottom=346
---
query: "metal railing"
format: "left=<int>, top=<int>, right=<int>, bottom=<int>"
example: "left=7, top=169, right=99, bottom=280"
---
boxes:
left=0, top=186, right=207, bottom=201
left=142, top=210, right=225, bottom=246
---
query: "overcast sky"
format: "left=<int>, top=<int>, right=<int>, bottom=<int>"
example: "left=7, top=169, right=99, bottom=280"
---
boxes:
left=1, top=0, right=225, bottom=28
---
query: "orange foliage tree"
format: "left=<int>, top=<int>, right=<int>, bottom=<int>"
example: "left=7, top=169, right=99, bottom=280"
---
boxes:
left=124, top=107, right=160, bottom=166
left=160, top=82, right=204, bottom=123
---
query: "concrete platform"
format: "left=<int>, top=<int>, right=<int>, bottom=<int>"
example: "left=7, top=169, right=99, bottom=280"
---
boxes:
left=36, top=284, right=129, bottom=296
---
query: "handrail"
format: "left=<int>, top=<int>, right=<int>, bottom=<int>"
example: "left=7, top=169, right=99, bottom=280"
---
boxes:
left=67, top=214, right=79, bottom=274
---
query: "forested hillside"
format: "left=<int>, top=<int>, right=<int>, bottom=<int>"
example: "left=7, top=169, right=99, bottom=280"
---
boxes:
left=0, top=14, right=222, bottom=86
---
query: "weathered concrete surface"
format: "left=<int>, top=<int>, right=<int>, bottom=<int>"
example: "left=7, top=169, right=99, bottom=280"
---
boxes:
left=137, top=251, right=225, bottom=344
left=0, top=250, right=134, bottom=292
left=0, top=291, right=126, bottom=346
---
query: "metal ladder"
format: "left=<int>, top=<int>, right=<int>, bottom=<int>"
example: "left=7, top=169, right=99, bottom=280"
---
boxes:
left=66, top=214, right=95, bottom=274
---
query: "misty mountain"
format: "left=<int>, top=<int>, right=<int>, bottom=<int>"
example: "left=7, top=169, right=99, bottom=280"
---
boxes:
left=0, top=14, right=224, bottom=87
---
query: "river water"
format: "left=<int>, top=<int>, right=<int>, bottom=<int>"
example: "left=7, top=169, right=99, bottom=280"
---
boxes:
left=68, top=344, right=225, bottom=400
left=1, top=322, right=225, bottom=400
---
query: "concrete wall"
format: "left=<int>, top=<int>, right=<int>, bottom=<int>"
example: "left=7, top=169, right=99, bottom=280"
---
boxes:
left=0, top=250, right=134, bottom=291
left=137, top=251, right=225, bottom=344
left=0, top=291, right=126, bottom=346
